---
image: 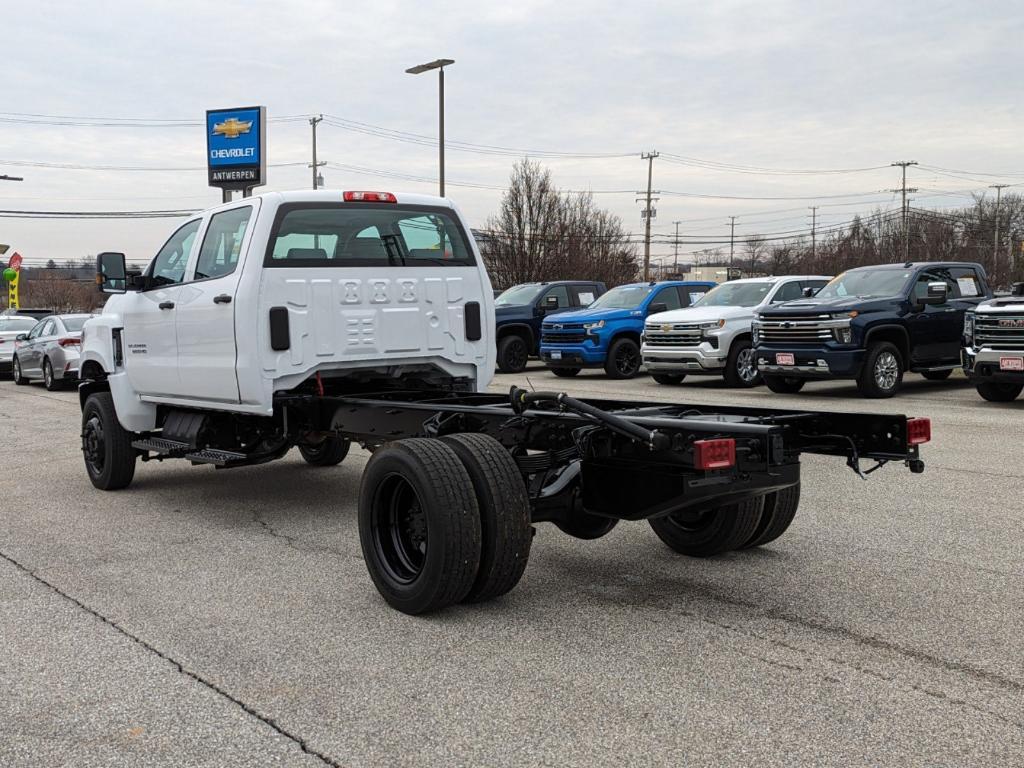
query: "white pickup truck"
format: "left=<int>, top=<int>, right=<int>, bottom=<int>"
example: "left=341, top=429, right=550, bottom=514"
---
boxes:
left=962, top=282, right=1024, bottom=402
left=78, top=190, right=929, bottom=614
left=642, top=276, right=831, bottom=387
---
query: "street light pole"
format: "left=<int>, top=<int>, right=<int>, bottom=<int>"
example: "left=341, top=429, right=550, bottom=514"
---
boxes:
left=406, top=58, right=455, bottom=197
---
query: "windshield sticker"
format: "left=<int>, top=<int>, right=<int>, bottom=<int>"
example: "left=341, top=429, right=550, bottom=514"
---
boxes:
left=957, top=276, right=979, bottom=297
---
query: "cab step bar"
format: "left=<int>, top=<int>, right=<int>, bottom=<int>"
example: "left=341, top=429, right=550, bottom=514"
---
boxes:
left=132, top=437, right=246, bottom=466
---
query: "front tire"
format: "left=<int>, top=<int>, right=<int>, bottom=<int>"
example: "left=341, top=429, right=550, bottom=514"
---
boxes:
left=652, top=373, right=686, bottom=385
left=441, top=434, right=532, bottom=603
left=976, top=381, right=1023, bottom=402
left=81, top=391, right=137, bottom=490
left=762, top=375, right=805, bottom=394
left=724, top=339, right=761, bottom=388
left=857, top=342, right=904, bottom=398
left=649, top=497, right=764, bottom=557
left=497, top=335, right=529, bottom=374
left=604, top=337, right=641, bottom=379
left=298, top=435, right=350, bottom=466
left=358, top=438, right=482, bottom=615
left=551, top=367, right=581, bottom=378
left=12, top=356, right=29, bottom=385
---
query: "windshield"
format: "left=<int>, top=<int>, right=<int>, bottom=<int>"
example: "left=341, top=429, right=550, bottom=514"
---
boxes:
left=266, top=204, right=475, bottom=267
left=0, top=317, right=38, bottom=332
left=589, top=284, right=652, bottom=309
left=694, top=282, right=772, bottom=308
left=495, top=284, right=544, bottom=306
left=816, top=269, right=913, bottom=300
left=61, top=317, right=89, bottom=332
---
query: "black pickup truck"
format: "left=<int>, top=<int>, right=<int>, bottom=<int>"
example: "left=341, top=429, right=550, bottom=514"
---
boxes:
left=753, top=262, right=991, bottom=397
left=494, top=280, right=605, bottom=373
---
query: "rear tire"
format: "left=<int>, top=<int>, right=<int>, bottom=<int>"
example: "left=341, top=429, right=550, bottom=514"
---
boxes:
left=857, top=341, right=903, bottom=398
left=358, top=438, right=482, bottom=615
left=298, top=435, right=350, bottom=466
left=555, top=509, right=619, bottom=540
left=551, top=367, right=581, bottom=378
left=740, top=483, right=800, bottom=548
left=43, top=358, right=60, bottom=391
left=724, top=339, right=761, bottom=388
left=497, top=335, right=529, bottom=374
left=762, top=375, right=805, bottom=394
left=652, top=373, right=686, bottom=385
left=649, top=497, right=764, bottom=557
left=81, top=391, right=137, bottom=490
left=12, top=356, right=29, bottom=385
left=921, top=369, right=953, bottom=381
left=441, top=433, right=532, bottom=603
left=976, top=381, right=1023, bottom=402
left=604, top=337, right=641, bottom=379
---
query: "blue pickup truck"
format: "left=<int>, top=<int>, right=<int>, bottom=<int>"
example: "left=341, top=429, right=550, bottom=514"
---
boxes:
left=539, top=280, right=716, bottom=378
left=753, top=261, right=991, bottom=397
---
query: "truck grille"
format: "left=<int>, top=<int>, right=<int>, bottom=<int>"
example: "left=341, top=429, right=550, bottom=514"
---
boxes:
left=542, top=332, right=586, bottom=344
left=757, top=314, right=835, bottom=343
left=644, top=324, right=703, bottom=347
left=974, top=314, right=1024, bottom=349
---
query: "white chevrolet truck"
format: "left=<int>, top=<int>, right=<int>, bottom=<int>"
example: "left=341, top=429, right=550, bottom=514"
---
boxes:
left=962, top=282, right=1024, bottom=402
left=79, top=190, right=931, bottom=614
left=642, top=276, right=831, bottom=387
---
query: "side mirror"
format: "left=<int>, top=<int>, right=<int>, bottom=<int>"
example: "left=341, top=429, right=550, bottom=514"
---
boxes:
left=15, top=333, right=28, bottom=341
left=648, top=302, right=668, bottom=315
left=919, top=281, right=948, bottom=305
left=802, top=286, right=815, bottom=297
left=96, top=252, right=128, bottom=294
left=1012, top=282, right=1024, bottom=297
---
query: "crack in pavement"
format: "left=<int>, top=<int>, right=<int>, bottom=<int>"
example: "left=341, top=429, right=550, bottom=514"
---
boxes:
left=249, top=510, right=349, bottom=559
left=0, top=547, right=344, bottom=768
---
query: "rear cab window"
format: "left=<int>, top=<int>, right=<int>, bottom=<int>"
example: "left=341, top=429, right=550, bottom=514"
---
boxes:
left=265, top=204, right=475, bottom=267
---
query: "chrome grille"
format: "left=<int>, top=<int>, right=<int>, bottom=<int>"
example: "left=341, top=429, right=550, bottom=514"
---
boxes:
left=644, top=324, right=703, bottom=347
left=757, top=314, right=835, bottom=343
left=975, top=314, right=1024, bottom=349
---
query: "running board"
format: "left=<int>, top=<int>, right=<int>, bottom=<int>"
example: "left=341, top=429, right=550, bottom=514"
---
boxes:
left=183, top=448, right=247, bottom=466
left=133, top=437, right=246, bottom=466
left=133, top=437, right=191, bottom=455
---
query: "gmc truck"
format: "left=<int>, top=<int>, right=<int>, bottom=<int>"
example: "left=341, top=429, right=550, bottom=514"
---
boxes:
left=78, top=190, right=931, bottom=615
left=753, top=262, right=991, bottom=398
left=962, top=282, right=1024, bottom=402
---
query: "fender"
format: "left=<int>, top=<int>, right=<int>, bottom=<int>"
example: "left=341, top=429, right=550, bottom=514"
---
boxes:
left=497, top=322, right=536, bottom=348
left=863, top=323, right=910, bottom=359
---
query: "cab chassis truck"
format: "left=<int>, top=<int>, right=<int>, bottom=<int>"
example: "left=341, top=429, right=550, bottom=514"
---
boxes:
left=78, top=190, right=931, bottom=615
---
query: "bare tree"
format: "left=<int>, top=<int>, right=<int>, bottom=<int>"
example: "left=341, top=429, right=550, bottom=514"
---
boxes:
left=744, top=235, right=768, bottom=275
left=22, top=273, right=99, bottom=312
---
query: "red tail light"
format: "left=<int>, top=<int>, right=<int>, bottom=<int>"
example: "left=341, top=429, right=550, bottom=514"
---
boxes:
left=694, top=438, right=736, bottom=470
left=58, top=337, right=80, bottom=347
left=906, top=417, right=931, bottom=445
left=343, top=191, right=397, bottom=203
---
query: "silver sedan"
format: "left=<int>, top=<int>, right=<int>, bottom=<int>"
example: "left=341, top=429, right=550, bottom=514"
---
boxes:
left=0, top=316, right=40, bottom=376
left=12, top=314, right=92, bottom=390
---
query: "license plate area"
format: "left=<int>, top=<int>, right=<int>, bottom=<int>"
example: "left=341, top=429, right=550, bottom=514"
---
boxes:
left=999, top=356, right=1024, bottom=371
left=550, top=350, right=562, bottom=360
left=775, top=353, right=795, bottom=366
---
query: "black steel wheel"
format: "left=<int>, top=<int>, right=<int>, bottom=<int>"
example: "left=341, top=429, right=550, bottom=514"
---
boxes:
left=497, top=335, right=529, bottom=374
left=651, top=373, right=686, bottom=385
left=604, top=337, right=641, bottom=379
left=12, top=356, right=29, bottom=385
left=298, top=435, right=350, bottom=466
left=441, top=433, right=532, bottom=603
left=739, top=483, right=800, bottom=549
left=555, top=508, right=619, bottom=540
left=358, top=438, right=482, bottom=614
left=762, top=375, right=805, bottom=394
left=921, top=369, right=953, bottom=381
left=551, top=367, right=581, bottom=378
left=976, top=381, right=1023, bottom=402
left=81, top=391, right=137, bottom=490
left=649, top=497, right=764, bottom=557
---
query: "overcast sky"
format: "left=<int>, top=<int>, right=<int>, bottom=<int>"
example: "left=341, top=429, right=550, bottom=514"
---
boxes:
left=3, top=0, right=1022, bottom=267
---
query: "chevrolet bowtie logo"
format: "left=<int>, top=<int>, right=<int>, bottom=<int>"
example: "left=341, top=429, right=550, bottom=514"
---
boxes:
left=212, top=117, right=253, bottom=139
left=661, top=324, right=672, bottom=332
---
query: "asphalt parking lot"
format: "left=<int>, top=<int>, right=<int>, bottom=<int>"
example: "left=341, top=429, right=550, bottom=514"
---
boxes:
left=1, top=369, right=1022, bottom=767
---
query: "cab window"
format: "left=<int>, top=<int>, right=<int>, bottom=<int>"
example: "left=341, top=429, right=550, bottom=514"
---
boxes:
left=771, top=281, right=804, bottom=303
left=542, top=285, right=570, bottom=309
left=39, top=319, right=56, bottom=337
left=149, top=219, right=201, bottom=287
left=651, top=287, right=682, bottom=311
left=913, top=271, right=955, bottom=302
left=194, top=206, right=253, bottom=280
left=948, top=267, right=983, bottom=299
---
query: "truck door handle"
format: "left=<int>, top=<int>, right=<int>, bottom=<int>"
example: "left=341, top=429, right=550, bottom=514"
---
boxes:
left=159, top=301, right=175, bottom=310
left=213, top=294, right=232, bottom=304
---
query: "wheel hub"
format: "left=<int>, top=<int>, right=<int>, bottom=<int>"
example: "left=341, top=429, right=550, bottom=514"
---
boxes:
left=737, top=348, right=757, bottom=382
left=82, top=416, right=105, bottom=471
left=874, top=352, right=898, bottom=390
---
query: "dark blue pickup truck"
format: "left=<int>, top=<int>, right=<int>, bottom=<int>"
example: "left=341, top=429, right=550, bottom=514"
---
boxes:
left=753, top=261, right=991, bottom=397
left=494, top=281, right=606, bottom=372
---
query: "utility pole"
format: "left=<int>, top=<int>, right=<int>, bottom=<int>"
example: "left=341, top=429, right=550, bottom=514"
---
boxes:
left=890, top=161, right=918, bottom=262
left=808, top=206, right=819, bottom=261
left=728, top=216, right=737, bottom=270
left=991, top=184, right=1009, bottom=276
left=640, top=151, right=659, bottom=280
left=672, top=220, right=682, bottom=274
left=309, top=115, right=325, bottom=190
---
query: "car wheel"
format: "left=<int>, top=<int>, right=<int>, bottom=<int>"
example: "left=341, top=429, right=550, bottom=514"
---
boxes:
left=551, top=367, right=581, bottom=378
left=81, top=391, right=137, bottom=490
left=43, top=358, right=61, bottom=391
left=497, top=335, right=529, bottom=374
left=649, top=497, right=764, bottom=557
left=12, top=356, right=29, bottom=385
left=739, top=483, right=800, bottom=548
left=976, top=381, right=1023, bottom=402
left=298, top=434, right=351, bottom=466
left=762, top=375, right=805, bottom=394
left=604, top=337, right=641, bottom=379
left=857, top=342, right=903, bottom=398
left=651, top=373, right=686, bottom=385
left=724, top=339, right=761, bottom=388
left=921, top=369, right=953, bottom=381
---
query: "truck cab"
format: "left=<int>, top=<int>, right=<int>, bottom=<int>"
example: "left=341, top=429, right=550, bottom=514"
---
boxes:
left=753, top=262, right=991, bottom=397
left=643, top=275, right=830, bottom=388
left=539, top=280, right=715, bottom=379
left=493, top=280, right=605, bottom=373
left=962, top=282, right=1024, bottom=402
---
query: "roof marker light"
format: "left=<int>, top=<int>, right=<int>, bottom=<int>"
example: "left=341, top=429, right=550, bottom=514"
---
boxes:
left=343, top=191, right=397, bottom=203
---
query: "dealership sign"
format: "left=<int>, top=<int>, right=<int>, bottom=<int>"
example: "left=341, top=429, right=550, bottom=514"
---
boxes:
left=206, top=106, right=266, bottom=190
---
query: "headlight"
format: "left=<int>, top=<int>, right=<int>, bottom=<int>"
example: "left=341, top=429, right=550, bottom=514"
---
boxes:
left=834, top=327, right=853, bottom=344
left=699, top=319, right=726, bottom=330
left=963, top=312, right=974, bottom=339
left=830, top=311, right=858, bottom=319
left=583, top=320, right=605, bottom=331
left=752, top=325, right=760, bottom=344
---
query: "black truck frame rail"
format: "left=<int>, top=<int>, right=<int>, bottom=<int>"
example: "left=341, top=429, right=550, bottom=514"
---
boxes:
left=274, top=386, right=927, bottom=526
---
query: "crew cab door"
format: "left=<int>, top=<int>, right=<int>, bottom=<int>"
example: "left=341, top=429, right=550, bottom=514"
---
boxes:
left=122, top=219, right=201, bottom=397
left=907, top=269, right=960, bottom=363
left=173, top=203, right=257, bottom=403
